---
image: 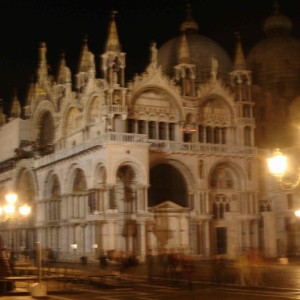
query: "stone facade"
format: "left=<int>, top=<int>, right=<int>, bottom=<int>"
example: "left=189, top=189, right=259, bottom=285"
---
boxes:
left=0, top=8, right=292, bottom=263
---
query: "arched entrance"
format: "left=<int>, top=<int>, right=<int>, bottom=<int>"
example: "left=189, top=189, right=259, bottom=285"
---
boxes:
left=148, top=163, right=188, bottom=207
left=148, top=163, right=190, bottom=253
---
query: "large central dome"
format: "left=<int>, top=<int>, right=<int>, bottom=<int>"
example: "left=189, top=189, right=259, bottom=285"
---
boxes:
left=157, top=11, right=232, bottom=84
left=247, top=3, right=300, bottom=101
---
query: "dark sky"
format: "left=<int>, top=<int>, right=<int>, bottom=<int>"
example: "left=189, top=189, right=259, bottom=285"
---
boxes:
left=1, top=0, right=300, bottom=111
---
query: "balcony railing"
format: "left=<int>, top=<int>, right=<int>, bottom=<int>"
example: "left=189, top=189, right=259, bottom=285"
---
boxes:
left=34, top=132, right=260, bottom=168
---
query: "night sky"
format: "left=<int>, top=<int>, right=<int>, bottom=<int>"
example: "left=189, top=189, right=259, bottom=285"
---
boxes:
left=0, top=0, right=300, bottom=110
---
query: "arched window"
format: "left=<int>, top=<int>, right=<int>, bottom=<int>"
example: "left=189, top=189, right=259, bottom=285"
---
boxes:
left=210, top=167, right=238, bottom=190
left=212, top=194, right=230, bottom=219
left=73, top=169, right=87, bottom=192
left=38, top=111, right=55, bottom=146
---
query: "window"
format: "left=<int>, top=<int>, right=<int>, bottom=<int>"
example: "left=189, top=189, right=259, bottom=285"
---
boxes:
left=149, top=121, right=156, bottom=139
left=127, top=119, right=135, bottom=133
left=138, top=120, right=145, bottom=134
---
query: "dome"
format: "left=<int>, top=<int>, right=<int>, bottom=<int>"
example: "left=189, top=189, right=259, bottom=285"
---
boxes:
left=157, top=10, right=232, bottom=84
left=247, top=6, right=300, bottom=100
left=263, top=13, right=292, bottom=36
left=263, top=1, right=292, bottom=37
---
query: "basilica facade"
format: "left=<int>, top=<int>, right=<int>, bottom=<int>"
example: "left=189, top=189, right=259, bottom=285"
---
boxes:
left=2, top=3, right=299, bottom=262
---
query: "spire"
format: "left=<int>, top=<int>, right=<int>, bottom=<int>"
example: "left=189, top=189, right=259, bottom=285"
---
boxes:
left=273, top=0, right=280, bottom=14
left=177, top=33, right=191, bottom=64
left=105, top=11, right=121, bottom=52
left=36, top=42, right=48, bottom=82
left=180, top=2, right=199, bottom=33
left=233, top=33, right=246, bottom=70
left=78, top=35, right=95, bottom=73
left=57, top=53, right=71, bottom=84
left=10, top=89, right=21, bottom=119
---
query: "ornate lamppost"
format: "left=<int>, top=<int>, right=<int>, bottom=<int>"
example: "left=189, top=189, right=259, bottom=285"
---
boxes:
left=267, top=148, right=300, bottom=191
left=268, top=149, right=300, bottom=261
left=0, top=193, right=31, bottom=274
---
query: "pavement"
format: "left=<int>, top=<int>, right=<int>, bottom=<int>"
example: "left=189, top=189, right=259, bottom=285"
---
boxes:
left=1, top=256, right=300, bottom=298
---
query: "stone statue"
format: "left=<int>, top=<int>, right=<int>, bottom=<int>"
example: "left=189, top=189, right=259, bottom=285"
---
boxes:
left=211, top=56, right=219, bottom=80
left=150, top=42, right=158, bottom=66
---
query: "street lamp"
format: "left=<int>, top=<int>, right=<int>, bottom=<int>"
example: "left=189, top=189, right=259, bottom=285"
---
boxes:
left=267, top=149, right=300, bottom=190
left=0, top=193, right=31, bottom=220
left=0, top=192, right=31, bottom=273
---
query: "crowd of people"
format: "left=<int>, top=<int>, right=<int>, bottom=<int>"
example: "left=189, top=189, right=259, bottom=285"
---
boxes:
left=145, top=248, right=266, bottom=287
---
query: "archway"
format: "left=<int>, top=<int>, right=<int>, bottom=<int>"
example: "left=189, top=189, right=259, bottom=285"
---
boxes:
left=148, top=163, right=188, bottom=207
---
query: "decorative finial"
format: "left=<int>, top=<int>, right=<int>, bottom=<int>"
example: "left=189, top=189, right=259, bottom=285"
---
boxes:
left=150, top=41, right=158, bottom=67
left=273, top=0, right=280, bottom=14
left=211, top=56, right=219, bottom=81
left=111, top=10, right=118, bottom=19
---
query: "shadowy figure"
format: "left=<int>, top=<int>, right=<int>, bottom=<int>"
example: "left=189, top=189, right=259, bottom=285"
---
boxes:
left=236, top=251, right=249, bottom=286
left=0, top=234, right=14, bottom=293
left=146, top=250, right=155, bottom=281
left=212, top=254, right=226, bottom=286
left=183, top=256, right=195, bottom=290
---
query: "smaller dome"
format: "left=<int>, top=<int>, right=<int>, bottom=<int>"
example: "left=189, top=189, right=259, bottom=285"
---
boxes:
left=263, top=13, right=292, bottom=36
left=263, top=1, right=292, bottom=37
left=180, top=4, right=199, bottom=33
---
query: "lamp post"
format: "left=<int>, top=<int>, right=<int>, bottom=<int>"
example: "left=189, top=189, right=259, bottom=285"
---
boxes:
left=70, top=243, right=77, bottom=261
left=267, top=149, right=300, bottom=190
left=92, top=243, right=98, bottom=260
left=0, top=192, right=31, bottom=274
